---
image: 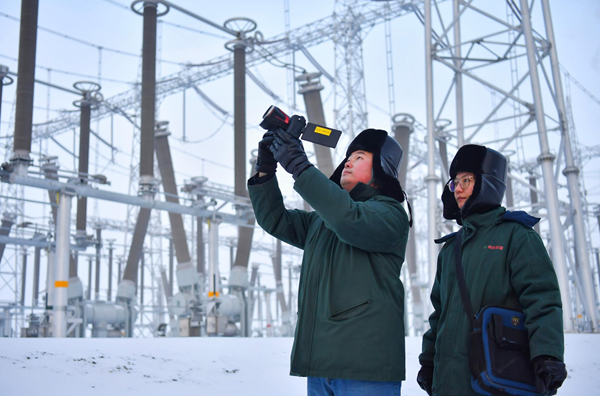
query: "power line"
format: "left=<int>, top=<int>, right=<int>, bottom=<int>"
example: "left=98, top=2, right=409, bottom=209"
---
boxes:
left=99, top=0, right=229, bottom=39
left=0, top=11, right=186, bottom=67
left=0, top=53, right=136, bottom=85
left=560, top=64, right=600, bottom=108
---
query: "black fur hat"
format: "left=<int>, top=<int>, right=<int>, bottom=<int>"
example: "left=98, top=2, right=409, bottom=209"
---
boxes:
left=330, top=129, right=406, bottom=203
left=442, top=144, right=508, bottom=223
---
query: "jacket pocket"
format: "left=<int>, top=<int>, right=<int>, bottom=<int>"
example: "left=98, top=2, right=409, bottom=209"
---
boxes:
left=329, top=299, right=373, bottom=321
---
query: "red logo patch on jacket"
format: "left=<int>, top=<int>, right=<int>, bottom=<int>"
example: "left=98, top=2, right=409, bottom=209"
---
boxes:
left=483, top=245, right=504, bottom=250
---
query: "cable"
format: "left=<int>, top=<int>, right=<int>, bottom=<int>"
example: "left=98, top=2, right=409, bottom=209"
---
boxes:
left=255, top=46, right=306, bottom=74
left=0, top=53, right=135, bottom=86
left=99, top=0, right=229, bottom=39
left=0, top=11, right=186, bottom=67
left=560, top=64, right=600, bottom=108
left=99, top=0, right=128, bottom=10
left=161, top=21, right=229, bottom=40
left=1, top=100, right=73, bottom=114
left=171, top=117, right=229, bottom=144
left=169, top=146, right=232, bottom=170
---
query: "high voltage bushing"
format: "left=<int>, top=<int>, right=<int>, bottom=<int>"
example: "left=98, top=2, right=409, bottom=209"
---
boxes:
left=296, top=72, right=334, bottom=178
left=73, top=81, right=103, bottom=248
left=11, top=0, right=39, bottom=171
left=116, top=2, right=169, bottom=332
left=223, top=17, right=259, bottom=276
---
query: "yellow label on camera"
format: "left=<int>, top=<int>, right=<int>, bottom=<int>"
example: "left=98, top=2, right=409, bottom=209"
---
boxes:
left=314, top=126, right=332, bottom=136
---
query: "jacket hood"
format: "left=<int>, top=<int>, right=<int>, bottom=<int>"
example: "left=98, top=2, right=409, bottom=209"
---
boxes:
left=442, top=144, right=507, bottom=224
left=330, top=129, right=406, bottom=203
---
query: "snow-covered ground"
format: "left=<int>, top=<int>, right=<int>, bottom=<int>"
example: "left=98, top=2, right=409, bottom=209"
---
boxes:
left=0, top=334, right=597, bottom=395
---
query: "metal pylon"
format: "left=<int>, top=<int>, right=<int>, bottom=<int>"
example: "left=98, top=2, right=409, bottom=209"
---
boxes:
left=332, top=0, right=370, bottom=139
left=422, top=0, right=598, bottom=332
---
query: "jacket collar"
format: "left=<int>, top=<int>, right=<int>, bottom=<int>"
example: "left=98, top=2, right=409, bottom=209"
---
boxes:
left=349, top=182, right=381, bottom=202
left=462, top=206, right=506, bottom=230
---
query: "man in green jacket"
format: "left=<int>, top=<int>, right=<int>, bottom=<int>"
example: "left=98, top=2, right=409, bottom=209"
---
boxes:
left=248, top=115, right=410, bottom=395
left=417, top=145, right=567, bottom=396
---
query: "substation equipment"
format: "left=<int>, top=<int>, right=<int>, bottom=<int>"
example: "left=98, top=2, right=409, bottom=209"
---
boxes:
left=0, top=0, right=599, bottom=337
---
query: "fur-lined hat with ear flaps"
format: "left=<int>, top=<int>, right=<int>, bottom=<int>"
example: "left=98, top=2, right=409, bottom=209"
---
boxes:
left=329, top=128, right=405, bottom=203
left=442, top=144, right=508, bottom=223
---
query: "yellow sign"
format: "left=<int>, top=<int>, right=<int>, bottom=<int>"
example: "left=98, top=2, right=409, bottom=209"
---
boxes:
left=208, top=291, right=220, bottom=297
left=314, top=126, right=332, bottom=136
left=55, top=280, right=69, bottom=288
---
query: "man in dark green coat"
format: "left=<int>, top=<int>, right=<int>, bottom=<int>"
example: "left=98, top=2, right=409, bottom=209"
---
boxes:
left=248, top=115, right=410, bottom=395
left=417, top=145, right=567, bottom=396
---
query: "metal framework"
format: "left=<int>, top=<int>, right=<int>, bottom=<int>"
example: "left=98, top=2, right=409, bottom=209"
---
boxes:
left=0, top=0, right=598, bottom=336
left=422, top=0, right=597, bottom=332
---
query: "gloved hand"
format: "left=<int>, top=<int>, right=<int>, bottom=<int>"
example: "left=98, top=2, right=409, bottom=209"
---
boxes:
left=270, top=115, right=312, bottom=180
left=417, top=363, right=434, bottom=395
left=255, top=131, right=277, bottom=175
left=533, top=356, right=567, bottom=395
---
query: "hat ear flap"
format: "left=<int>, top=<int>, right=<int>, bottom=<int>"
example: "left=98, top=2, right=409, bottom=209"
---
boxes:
left=442, top=182, right=460, bottom=220
left=329, top=159, right=346, bottom=187
left=371, top=152, right=406, bottom=203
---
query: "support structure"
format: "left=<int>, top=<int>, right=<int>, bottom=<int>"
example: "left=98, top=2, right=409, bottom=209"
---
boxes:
left=296, top=72, right=334, bottom=177
left=453, top=0, right=464, bottom=147
left=107, top=241, right=115, bottom=301
left=0, top=0, right=597, bottom=339
left=32, top=244, right=41, bottom=306
left=392, top=114, right=423, bottom=334
left=53, top=189, right=74, bottom=337
left=540, top=0, right=597, bottom=330
left=94, top=228, right=102, bottom=300
left=0, top=213, right=16, bottom=262
left=226, top=19, right=257, bottom=277
left=420, top=0, right=599, bottom=331
left=208, top=217, right=220, bottom=298
left=117, top=3, right=164, bottom=325
left=333, top=0, right=369, bottom=137
left=519, top=0, right=574, bottom=330
left=11, top=0, right=39, bottom=173
left=424, top=0, right=439, bottom=293
left=154, top=122, right=194, bottom=289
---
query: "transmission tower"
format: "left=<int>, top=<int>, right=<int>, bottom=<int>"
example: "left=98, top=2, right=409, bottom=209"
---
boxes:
left=422, top=0, right=597, bottom=332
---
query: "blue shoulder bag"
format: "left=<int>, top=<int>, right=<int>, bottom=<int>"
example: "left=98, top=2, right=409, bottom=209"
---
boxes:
left=454, top=229, right=554, bottom=396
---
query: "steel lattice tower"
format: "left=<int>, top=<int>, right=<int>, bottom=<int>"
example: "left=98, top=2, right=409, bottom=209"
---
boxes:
left=422, top=0, right=597, bottom=332
left=332, top=0, right=369, bottom=139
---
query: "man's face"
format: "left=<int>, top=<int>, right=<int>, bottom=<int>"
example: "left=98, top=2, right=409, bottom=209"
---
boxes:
left=454, top=171, right=476, bottom=209
left=340, top=150, right=373, bottom=192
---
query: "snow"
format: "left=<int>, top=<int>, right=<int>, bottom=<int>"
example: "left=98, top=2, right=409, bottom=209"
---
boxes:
left=0, top=334, right=597, bottom=395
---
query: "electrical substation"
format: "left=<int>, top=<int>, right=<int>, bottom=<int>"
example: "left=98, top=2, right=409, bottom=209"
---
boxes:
left=0, top=0, right=599, bottom=341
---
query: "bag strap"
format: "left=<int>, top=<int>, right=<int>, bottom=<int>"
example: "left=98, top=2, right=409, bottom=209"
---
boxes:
left=454, top=229, right=475, bottom=329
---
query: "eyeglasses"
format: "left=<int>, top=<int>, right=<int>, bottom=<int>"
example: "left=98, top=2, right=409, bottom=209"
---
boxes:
left=448, top=176, right=475, bottom=192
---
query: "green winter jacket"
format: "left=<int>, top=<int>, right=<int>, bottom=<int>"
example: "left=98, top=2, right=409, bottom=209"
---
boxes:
left=248, top=166, right=409, bottom=381
left=419, top=206, right=564, bottom=396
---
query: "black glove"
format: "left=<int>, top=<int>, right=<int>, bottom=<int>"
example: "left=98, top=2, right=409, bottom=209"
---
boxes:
left=417, top=363, right=434, bottom=395
left=255, top=131, right=277, bottom=175
left=270, top=115, right=312, bottom=180
left=533, top=356, right=567, bottom=395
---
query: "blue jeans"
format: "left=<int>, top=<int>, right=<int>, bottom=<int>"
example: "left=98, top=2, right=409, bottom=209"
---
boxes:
left=307, top=377, right=402, bottom=396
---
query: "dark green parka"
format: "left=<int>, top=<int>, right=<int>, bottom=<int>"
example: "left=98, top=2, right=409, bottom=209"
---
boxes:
left=248, top=166, right=409, bottom=381
left=419, top=206, right=564, bottom=396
